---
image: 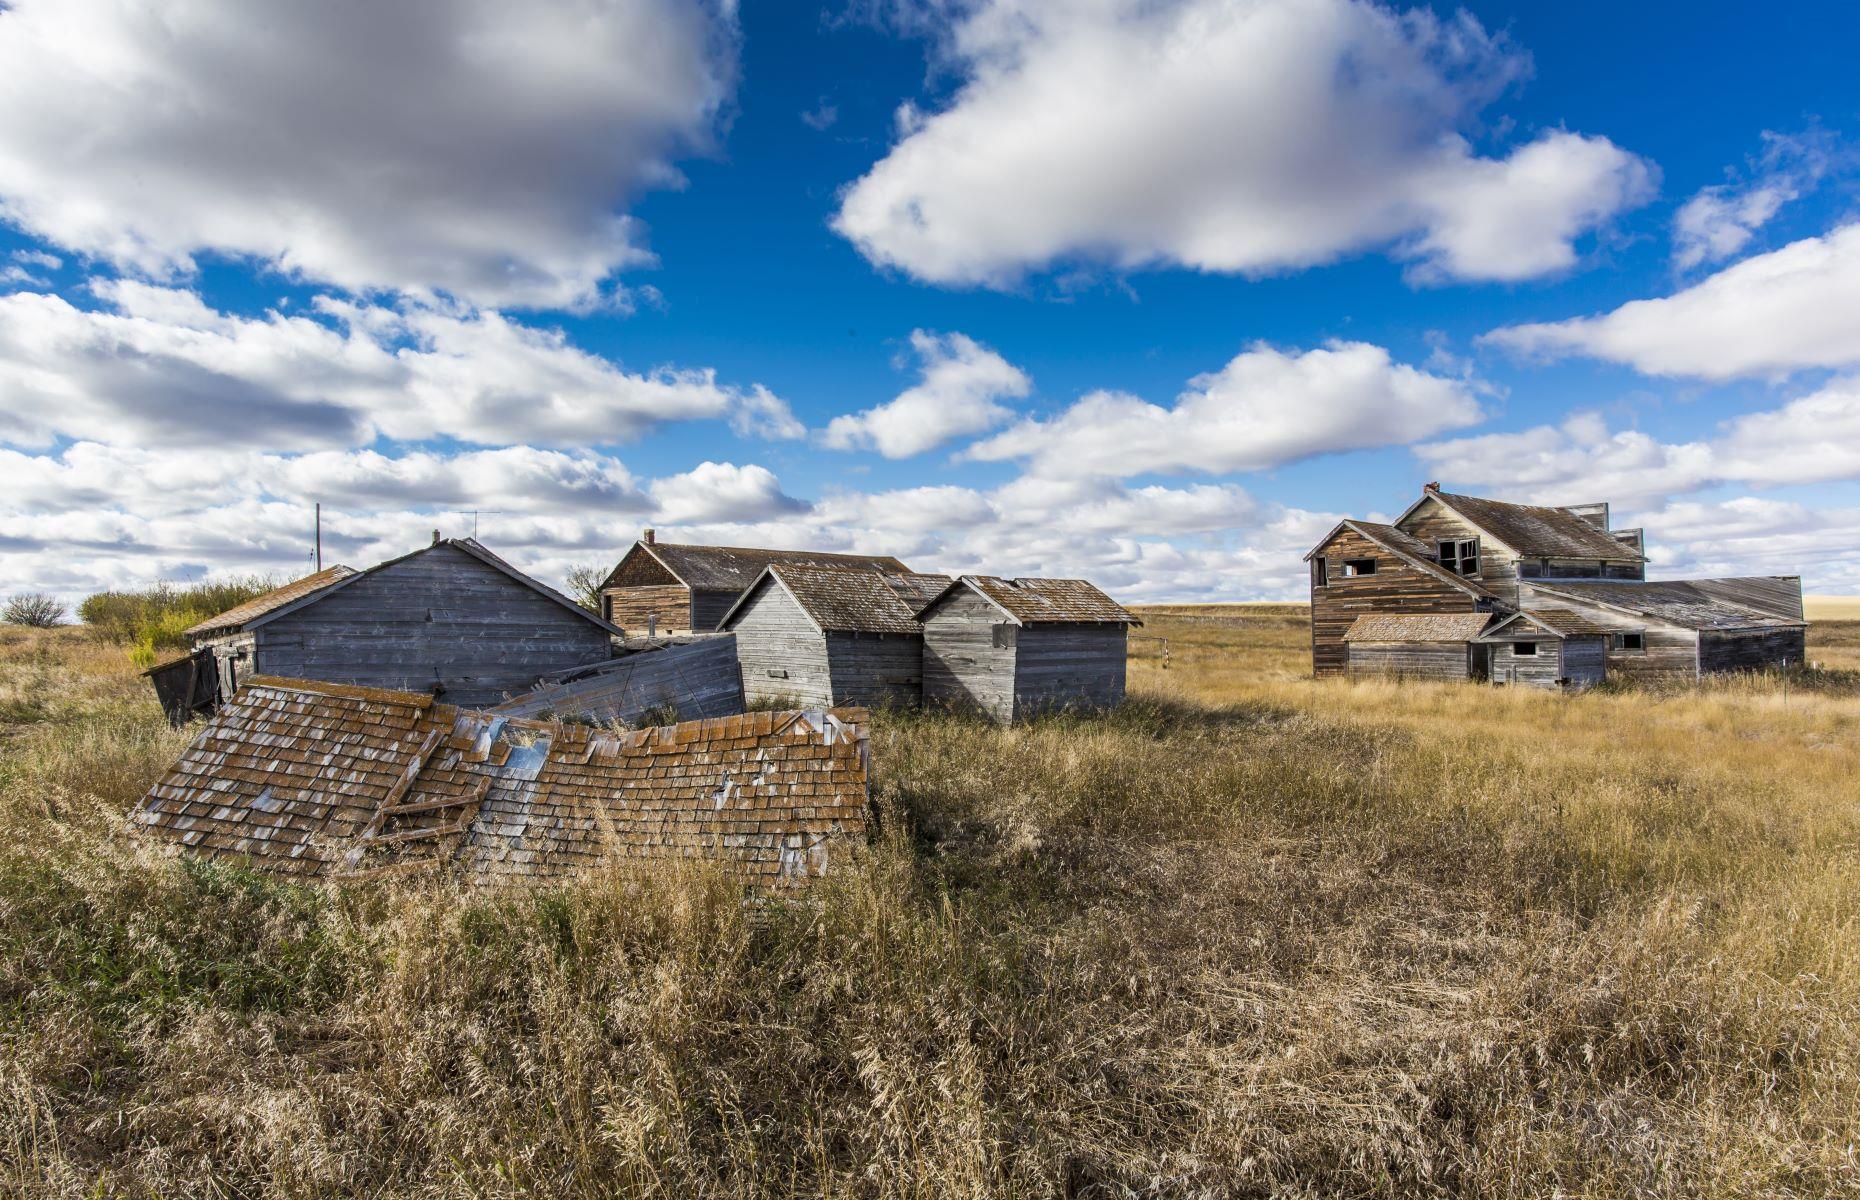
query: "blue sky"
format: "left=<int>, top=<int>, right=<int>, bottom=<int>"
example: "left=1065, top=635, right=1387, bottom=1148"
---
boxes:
left=3, top=0, right=1860, bottom=603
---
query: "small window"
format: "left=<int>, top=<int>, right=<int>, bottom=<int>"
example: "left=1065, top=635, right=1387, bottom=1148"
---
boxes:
left=1340, top=559, right=1378, bottom=577
left=1615, top=632, right=1645, bottom=652
left=992, top=623, right=1018, bottom=649
left=1438, top=538, right=1480, bottom=576
left=1513, top=641, right=1538, bottom=657
left=1312, top=558, right=1328, bottom=587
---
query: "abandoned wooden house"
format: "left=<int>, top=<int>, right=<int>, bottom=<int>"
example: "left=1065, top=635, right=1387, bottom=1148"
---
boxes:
left=1307, top=483, right=1804, bottom=688
left=131, top=676, right=870, bottom=888
left=719, top=564, right=950, bottom=707
left=919, top=576, right=1140, bottom=720
left=595, top=529, right=909, bottom=636
left=182, top=537, right=622, bottom=707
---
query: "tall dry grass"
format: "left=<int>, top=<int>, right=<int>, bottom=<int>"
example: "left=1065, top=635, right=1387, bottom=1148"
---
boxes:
left=2, top=617, right=1858, bottom=1197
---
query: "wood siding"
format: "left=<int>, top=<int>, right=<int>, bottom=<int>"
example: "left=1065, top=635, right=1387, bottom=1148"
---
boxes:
left=825, top=632, right=924, bottom=709
left=922, top=588, right=1018, bottom=719
left=1397, top=497, right=1519, bottom=602
left=1310, top=527, right=1480, bottom=677
left=1489, top=639, right=1564, bottom=689
left=1516, top=585, right=1701, bottom=680
left=1011, top=624, right=1128, bottom=719
left=1345, top=642, right=1471, bottom=681
left=492, top=635, right=745, bottom=725
left=729, top=582, right=835, bottom=706
left=1699, top=628, right=1806, bottom=674
left=602, top=583, right=692, bottom=635
left=1559, top=636, right=1607, bottom=689
left=691, top=589, right=742, bottom=632
left=254, top=543, right=615, bottom=707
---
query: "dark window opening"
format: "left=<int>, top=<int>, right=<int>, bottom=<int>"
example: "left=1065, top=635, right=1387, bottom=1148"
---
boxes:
left=1438, top=538, right=1480, bottom=576
left=1312, top=558, right=1328, bottom=587
left=1615, top=632, right=1645, bottom=651
left=1340, top=559, right=1377, bottom=577
left=1513, top=641, right=1539, bottom=657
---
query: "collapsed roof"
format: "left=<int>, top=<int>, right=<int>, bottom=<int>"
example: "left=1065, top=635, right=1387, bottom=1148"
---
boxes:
left=132, top=676, right=870, bottom=888
left=1527, top=578, right=1807, bottom=631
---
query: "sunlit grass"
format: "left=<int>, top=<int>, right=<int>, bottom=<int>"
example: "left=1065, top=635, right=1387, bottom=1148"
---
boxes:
left=3, top=618, right=1858, bottom=1196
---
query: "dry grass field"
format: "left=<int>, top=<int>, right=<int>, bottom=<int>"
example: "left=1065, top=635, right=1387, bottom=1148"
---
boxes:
left=3, top=610, right=1859, bottom=1197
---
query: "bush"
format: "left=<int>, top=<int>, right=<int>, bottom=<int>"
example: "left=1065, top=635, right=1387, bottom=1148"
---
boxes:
left=78, top=577, right=279, bottom=661
left=2, top=592, right=65, bottom=628
left=562, top=562, right=607, bottom=613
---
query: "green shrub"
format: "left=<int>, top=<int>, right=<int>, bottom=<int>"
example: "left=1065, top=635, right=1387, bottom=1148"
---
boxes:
left=78, top=576, right=279, bottom=656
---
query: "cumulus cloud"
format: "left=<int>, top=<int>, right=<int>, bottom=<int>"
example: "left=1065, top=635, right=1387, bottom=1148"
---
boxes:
left=1485, top=223, right=1860, bottom=379
left=834, top=0, right=1651, bottom=287
left=0, top=284, right=800, bottom=450
left=822, top=330, right=1030, bottom=457
left=1672, top=130, right=1834, bottom=271
left=1417, top=376, right=1860, bottom=507
left=0, top=0, right=735, bottom=309
left=648, top=462, right=808, bottom=524
left=969, top=340, right=1482, bottom=478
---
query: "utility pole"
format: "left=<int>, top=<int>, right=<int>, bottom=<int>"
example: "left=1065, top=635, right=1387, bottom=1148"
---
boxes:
left=314, top=502, right=322, bottom=571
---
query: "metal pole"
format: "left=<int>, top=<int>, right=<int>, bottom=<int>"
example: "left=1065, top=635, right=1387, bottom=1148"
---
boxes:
left=315, top=503, right=322, bottom=571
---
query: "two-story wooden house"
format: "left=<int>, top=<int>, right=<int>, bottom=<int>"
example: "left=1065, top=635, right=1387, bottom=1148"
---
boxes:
left=1304, top=484, right=1805, bottom=687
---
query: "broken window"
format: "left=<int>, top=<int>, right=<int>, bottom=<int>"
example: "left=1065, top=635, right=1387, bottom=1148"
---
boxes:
left=1513, top=641, right=1538, bottom=657
left=1340, top=559, right=1377, bottom=577
left=1615, top=632, right=1645, bottom=652
left=1312, top=557, right=1328, bottom=587
left=1438, top=538, right=1480, bottom=576
left=992, top=623, right=1019, bottom=649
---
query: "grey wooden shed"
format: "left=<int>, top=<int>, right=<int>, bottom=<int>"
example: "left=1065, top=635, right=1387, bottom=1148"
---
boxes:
left=718, top=564, right=949, bottom=708
left=183, top=537, right=622, bottom=707
left=918, top=576, right=1139, bottom=721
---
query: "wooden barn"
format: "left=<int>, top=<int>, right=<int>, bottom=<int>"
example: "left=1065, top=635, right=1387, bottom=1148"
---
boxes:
left=1518, top=578, right=1806, bottom=681
left=183, top=537, right=622, bottom=707
left=595, top=530, right=909, bottom=636
left=918, top=576, right=1139, bottom=721
left=1307, top=484, right=1805, bottom=685
left=719, top=565, right=948, bottom=708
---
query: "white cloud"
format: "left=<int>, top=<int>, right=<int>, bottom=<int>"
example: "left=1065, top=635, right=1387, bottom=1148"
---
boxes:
left=833, top=0, right=1651, bottom=287
left=648, top=461, right=808, bottom=524
left=0, top=284, right=800, bottom=450
left=1672, top=130, right=1833, bottom=271
left=0, top=0, right=735, bottom=309
left=822, top=330, right=1030, bottom=457
left=1485, top=223, right=1860, bottom=380
left=1417, top=375, right=1860, bottom=506
left=970, top=340, right=1482, bottom=478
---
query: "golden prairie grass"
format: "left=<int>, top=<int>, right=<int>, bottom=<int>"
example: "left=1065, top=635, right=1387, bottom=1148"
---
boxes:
left=1, top=617, right=1858, bottom=1197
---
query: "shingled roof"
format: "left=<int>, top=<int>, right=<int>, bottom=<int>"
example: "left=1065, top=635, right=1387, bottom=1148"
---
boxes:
left=131, top=677, right=870, bottom=887
left=929, top=576, right=1141, bottom=625
left=619, top=542, right=910, bottom=592
left=184, top=565, right=358, bottom=636
left=724, top=564, right=935, bottom=634
left=1527, top=579, right=1807, bottom=631
left=1342, top=613, right=1494, bottom=642
left=1481, top=608, right=1617, bottom=639
left=1416, top=488, right=1644, bottom=562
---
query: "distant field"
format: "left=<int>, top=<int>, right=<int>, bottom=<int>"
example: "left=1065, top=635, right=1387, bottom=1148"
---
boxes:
left=4, top=619, right=1859, bottom=1197
left=1807, top=594, right=1860, bottom=620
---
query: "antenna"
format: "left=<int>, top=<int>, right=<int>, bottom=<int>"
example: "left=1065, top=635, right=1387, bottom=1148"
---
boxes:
left=447, top=509, right=505, bottom=539
left=314, top=502, right=322, bottom=572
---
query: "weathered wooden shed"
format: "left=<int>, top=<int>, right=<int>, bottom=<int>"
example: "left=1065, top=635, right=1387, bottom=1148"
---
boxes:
left=183, top=538, right=622, bottom=707
left=1341, top=613, right=1493, bottom=682
left=492, top=635, right=746, bottom=726
left=1476, top=609, right=1610, bottom=690
left=1519, top=578, right=1806, bottom=681
left=719, top=565, right=949, bottom=708
left=918, top=576, right=1139, bottom=721
left=596, top=531, right=910, bottom=636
